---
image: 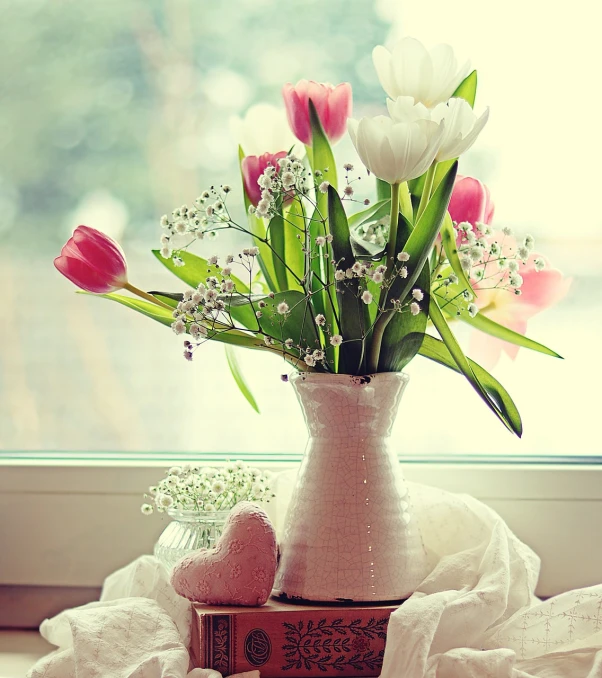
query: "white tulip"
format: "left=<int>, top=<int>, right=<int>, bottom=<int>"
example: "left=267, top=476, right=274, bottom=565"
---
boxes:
left=430, top=97, right=489, bottom=162
left=347, top=115, right=444, bottom=185
left=386, top=95, right=431, bottom=124
left=373, top=37, right=471, bottom=108
left=229, top=103, right=301, bottom=156
left=386, top=96, right=489, bottom=163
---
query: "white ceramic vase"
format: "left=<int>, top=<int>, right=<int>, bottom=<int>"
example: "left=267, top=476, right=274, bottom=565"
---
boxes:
left=273, top=372, right=428, bottom=603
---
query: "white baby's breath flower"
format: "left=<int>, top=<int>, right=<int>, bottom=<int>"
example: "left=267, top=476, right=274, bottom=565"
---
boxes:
left=410, top=302, right=421, bottom=316
left=467, top=303, right=479, bottom=317
left=157, top=494, right=174, bottom=509
left=141, top=504, right=153, bottom=515
left=397, top=252, right=410, bottom=262
left=212, top=480, right=226, bottom=495
left=277, top=301, right=290, bottom=314
left=330, top=334, right=343, bottom=346
left=412, top=288, right=424, bottom=301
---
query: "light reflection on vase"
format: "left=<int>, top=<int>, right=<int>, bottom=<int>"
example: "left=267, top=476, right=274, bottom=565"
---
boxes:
left=273, top=372, right=428, bottom=603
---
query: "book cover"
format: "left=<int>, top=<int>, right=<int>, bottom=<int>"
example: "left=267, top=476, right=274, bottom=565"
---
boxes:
left=191, top=599, right=398, bottom=677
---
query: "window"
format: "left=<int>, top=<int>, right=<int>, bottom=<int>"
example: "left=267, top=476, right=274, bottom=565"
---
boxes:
left=1, top=0, right=601, bottom=627
left=2, top=0, right=599, bottom=457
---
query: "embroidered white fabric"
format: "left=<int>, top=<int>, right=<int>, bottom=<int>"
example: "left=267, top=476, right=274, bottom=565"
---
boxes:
left=28, top=476, right=602, bottom=678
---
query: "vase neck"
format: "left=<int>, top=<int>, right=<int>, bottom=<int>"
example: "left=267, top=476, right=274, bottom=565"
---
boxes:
left=291, top=372, right=409, bottom=439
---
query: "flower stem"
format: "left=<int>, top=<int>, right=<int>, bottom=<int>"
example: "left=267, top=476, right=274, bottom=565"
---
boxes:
left=367, top=183, right=401, bottom=373
left=416, top=163, right=437, bottom=221
left=386, top=182, right=401, bottom=274
left=123, top=282, right=174, bottom=311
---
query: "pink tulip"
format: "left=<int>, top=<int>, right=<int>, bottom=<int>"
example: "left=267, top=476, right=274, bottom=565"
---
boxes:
left=241, top=151, right=288, bottom=206
left=470, top=240, right=571, bottom=368
left=448, top=175, right=495, bottom=228
left=54, top=225, right=128, bottom=293
left=282, top=80, right=352, bottom=146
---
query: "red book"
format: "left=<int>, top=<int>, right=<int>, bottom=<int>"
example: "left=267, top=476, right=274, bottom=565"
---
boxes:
left=191, top=599, right=398, bottom=677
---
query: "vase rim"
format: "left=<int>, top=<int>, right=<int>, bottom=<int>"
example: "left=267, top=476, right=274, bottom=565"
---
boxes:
left=166, top=508, right=231, bottom=520
left=290, top=371, right=409, bottom=386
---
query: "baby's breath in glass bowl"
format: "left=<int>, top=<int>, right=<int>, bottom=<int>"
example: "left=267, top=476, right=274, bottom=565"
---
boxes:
left=144, top=461, right=275, bottom=569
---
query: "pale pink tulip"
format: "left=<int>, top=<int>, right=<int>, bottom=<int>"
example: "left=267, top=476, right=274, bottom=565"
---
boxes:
left=282, top=80, right=352, bottom=146
left=54, top=225, right=128, bottom=293
left=470, top=242, right=571, bottom=367
left=448, top=175, right=495, bottom=227
left=241, top=151, right=288, bottom=206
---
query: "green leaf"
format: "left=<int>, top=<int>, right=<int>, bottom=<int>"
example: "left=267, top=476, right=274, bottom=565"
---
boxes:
left=348, top=199, right=391, bottom=230
left=350, top=235, right=386, bottom=261
left=91, top=292, right=175, bottom=327
left=378, top=216, right=429, bottom=372
left=388, top=162, right=458, bottom=306
left=225, top=345, right=260, bottom=413
left=305, top=103, right=338, bottom=344
left=89, top=292, right=263, bottom=349
left=266, top=212, right=290, bottom=292
left=419, top=334, right=522, bottom=436
left=428, top=296, right=522, bottom=436
left=328, top=185, right=365, bottom=374
left=439, top=211, right=475, bottom=296
left=248, top=213, right=278, bottom=292
left=376, top=178, right=390, bottom=201
left=308, top=99, right=337, bottom=190
left=452, top=70, right=478, bottom=107
left=283, top=197, right=306, bottom=291
left=152, top=250, right=250, bottom=294
left=457, top=310, right=562, bottom=358
left=262, top=290, right=320, bottom=359
left=150, top=290, right=261, bottom=332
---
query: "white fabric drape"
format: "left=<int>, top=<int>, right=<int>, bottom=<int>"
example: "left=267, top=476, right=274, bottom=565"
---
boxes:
left=28, top=475, right=602, bottom=678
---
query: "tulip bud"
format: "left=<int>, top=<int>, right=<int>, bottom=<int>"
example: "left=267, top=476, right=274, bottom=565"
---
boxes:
left=54, top=225, right=128, bottom=293
left=241, top=151, right=288, bottom=206
left=448, top=175, right=495, bottom=227
left=282, top=80, right=352, bottom=146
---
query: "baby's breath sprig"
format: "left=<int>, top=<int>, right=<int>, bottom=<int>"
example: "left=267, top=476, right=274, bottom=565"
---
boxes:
left=140, top=461, right=275, bottom=516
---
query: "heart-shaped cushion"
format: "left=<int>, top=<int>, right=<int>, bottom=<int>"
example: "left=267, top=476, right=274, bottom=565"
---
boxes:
left=170, top=501, right=278, bottom=606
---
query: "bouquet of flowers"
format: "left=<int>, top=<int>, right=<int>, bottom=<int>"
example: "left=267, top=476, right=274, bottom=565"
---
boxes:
left=55, top=37, right=568, bottom=437
left=141, top=461, right=274, bottom=515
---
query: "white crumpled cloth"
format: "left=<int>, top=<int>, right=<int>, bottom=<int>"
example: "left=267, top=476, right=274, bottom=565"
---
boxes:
left=28, top=479, right=602, bottom=678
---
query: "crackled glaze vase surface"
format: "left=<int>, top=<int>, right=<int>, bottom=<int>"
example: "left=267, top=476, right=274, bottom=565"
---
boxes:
left=273, top=372, right=428, bottom=603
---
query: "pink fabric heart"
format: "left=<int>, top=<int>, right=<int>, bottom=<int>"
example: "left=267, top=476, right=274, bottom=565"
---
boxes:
left=170, top=502, right=278, bottom=607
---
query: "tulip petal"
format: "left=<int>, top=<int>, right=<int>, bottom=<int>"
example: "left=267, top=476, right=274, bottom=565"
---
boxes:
left=325, top=83, right=353, bottom=144
left=393, top=38, right=432, bottom=105
left=372, top=45, right=396, bottom=100
left=517, top=257, right=572, bottom=311
left=448, top=176, right=489, bottom=225
left=73, top=226, right=127, bottom=280
left=54, top=255, right=123, bottom=294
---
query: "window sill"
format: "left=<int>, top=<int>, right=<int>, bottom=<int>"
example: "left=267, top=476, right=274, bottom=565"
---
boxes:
left=1, top=459, right=600, bottom=611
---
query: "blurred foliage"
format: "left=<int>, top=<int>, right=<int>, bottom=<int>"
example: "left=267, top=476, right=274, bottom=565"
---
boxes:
left=1, top=0, right=388, bottom=252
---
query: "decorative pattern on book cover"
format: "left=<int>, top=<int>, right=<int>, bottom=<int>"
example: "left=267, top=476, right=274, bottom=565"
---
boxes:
left=191, top=600, right=398, bottom=677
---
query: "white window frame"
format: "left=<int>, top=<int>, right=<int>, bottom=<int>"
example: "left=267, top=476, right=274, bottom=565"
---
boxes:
left=1, top=459, right=601, bottom=625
